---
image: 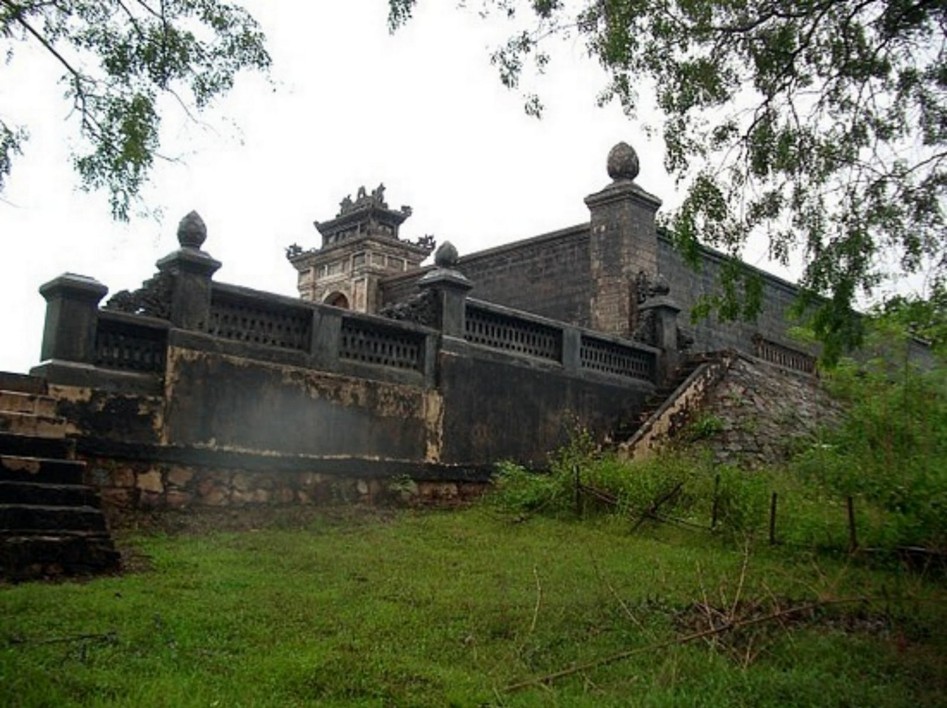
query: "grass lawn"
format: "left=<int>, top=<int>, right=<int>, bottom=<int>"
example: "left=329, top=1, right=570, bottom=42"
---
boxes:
left=1, top=506, right=945, bottom=706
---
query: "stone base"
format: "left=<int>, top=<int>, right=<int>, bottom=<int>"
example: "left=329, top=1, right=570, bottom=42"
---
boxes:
left=81, top=456, right=492, bottom=520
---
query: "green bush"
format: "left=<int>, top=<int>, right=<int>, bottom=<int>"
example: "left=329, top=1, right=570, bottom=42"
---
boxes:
left=792, top=347, right=947, bottom=549
left=492, top=312, right=947, bottom=554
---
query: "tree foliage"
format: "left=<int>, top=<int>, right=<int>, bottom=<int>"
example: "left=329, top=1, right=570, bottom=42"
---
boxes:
left=1, top=0, right=270, bottom=219
left=877, top=280, right=947, bottom=355
left=390, top=0, right=947, bottom=356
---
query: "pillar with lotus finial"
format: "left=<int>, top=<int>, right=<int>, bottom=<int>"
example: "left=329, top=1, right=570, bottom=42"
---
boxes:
left=585, top=142, right=662, bottom=337
left=418, top=241, right=472, bottom=338
left=156, top=211, right=222, bottom=331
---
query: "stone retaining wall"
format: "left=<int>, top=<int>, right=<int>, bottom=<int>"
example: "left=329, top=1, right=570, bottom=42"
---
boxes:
left=84, top=457, right=489, bottom=519
left=693, top=356, right=845, bottom=467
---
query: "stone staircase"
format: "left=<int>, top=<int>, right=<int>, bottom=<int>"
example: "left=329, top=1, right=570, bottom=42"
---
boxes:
left=614, top=352, right=734, bottom=459
left=0, top=373, right=120, bottom=581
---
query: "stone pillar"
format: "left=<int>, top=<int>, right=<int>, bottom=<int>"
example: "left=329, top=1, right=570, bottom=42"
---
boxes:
left=585, top=142, right=662, bottom=337
left=156, top=211, right=221, bottom=331
left=38, top=273, right=109, bottom=364
left=562, top=327, right=582, bottom=373
left=639, top=281, right=682, bottom=383
left=310, top=307, right=343, bottom=371
left=418, top=242, right=472, bottom=338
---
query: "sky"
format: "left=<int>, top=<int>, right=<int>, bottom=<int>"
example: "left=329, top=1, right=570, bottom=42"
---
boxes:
left=0, top=1, right=788, bottom=374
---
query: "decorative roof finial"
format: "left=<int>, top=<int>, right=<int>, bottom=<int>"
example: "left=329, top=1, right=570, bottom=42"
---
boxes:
left=434, top=241, right=459, bottom=268
left=607, top=142, right=640, bottom=182
left=177, top=211, right=207, bottom=249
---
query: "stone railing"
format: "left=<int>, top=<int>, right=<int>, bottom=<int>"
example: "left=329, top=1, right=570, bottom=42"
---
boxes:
left=752, top=334, right=816, bottom=374
left=33, top=214, right=662, bottom=392
left=35, top=271, right=437, bottom=390
left=208, top=284, right=312, bottom=352
left=339, top=316, right=426, bottom=372
left=464, top=302, right=563, bottom=363
left=579, top=334, right=655, bottom=381
left=94, top=311, right=169, bottom=373
left=464, top=298, right=658, bottom=382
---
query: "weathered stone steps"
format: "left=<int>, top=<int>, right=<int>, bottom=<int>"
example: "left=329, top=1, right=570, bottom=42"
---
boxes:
left=0, top=504, right=109, bottom=533
left=0, top=411, right=70, bottom=438
left=0, top=375, right=120, bottom=581
left=612, top=357, right=705, bottom=441
left=0, top=481, right=101, bottom=507
left=1, top=534, right=120, bottom=580
left=0, top=391, right=57, bottom=417
left=0, top=455, right=84, bottom=485
left=0, top=372, right=47, bottom=396
left=0, top=432, right=75, bottom=460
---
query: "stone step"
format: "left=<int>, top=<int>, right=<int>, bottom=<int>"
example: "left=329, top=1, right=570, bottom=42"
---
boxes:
left=0, top=391, right=57, bottom=417
left=0, top=533, right=120, bottom=580
left=0, top=455, right=84, bottom=484
left=0, top=504, right=107, bottom=534
left=0, top=373, right=47, bottom=396
left=0, top=433, right=75, bottom=460
left=0, top=481, right=100, bottom=508
left=0, top=412, right=69, bottom=439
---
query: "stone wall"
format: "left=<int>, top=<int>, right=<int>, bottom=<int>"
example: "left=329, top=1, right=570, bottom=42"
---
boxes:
left=380, top=211, right=814, bottom=363
left=458, top=226, right=592, bottom=326
left=690, top=356, right=845, bottom=467
left=84, top=457, right=489, bottom=518
left=657, top=236, right=810, bottom=356
left=379, top=226, right=593, bottom=326
left=37, top=267, right=657, bottom=512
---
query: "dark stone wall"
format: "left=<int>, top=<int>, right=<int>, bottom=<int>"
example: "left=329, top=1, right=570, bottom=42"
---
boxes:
left=57, top=337, right=652, bottom=478
left=437, top=342, right=651, bottom=468
left=379, top=269, right=428, bottom=308
left=656, top=236, right=810, bottom=355
left=458, top=226, right=592, bottom=326
left=162, top=347, right=432, bottom=459
left=379, top=226, right=592, bottom=327
left=379, top=224, right=811, bottom=361
left=381, top=226, right=811, bottom=359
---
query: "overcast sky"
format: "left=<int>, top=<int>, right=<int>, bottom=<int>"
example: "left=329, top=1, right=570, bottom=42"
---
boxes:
left=0, top=1, right=791, bottom=374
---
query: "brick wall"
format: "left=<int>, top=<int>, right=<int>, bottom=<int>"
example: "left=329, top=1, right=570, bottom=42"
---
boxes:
left=458, top=226, right=592, bottom=326
left=379, top=225, right=593, bottom=326
left=657, top=235, right=811, bottom=355
left=379, top=215, right=814, bottom=360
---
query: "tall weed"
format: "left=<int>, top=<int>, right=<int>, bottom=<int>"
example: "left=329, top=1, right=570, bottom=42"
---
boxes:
left=793, top=339, right=947, bottom=548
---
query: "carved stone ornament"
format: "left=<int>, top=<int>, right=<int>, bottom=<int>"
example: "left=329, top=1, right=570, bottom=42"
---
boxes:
left=104, top=270, right=175, bottom=320
left=607, top=142, right=640, bottom=182
left=634, top=270, right=671, bottom=304
left=632, top=309, right=656, bottom=346
left=413, top=234, right=437, bottom=254
left=177, top=211, right=207, bottom=249
left=338, top=182, right=390, bottom=217
left=651, top=274, right=670, bottom=296
left=378, top=290, right=439, bottom=327
left=434, top=241, right=459, bottom=268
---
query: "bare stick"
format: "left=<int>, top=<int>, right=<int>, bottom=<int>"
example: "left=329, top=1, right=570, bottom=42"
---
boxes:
left=847, top=496, right=858, bottom=553
left=528, top=566, right=543, bottom=635
left=730, top=541, right=751, bottom=618
left=632, top=482, right=684, bottom=531
left=503, top=597, right=868, bottom=693
left=711, top=473, right=721, bottom=529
